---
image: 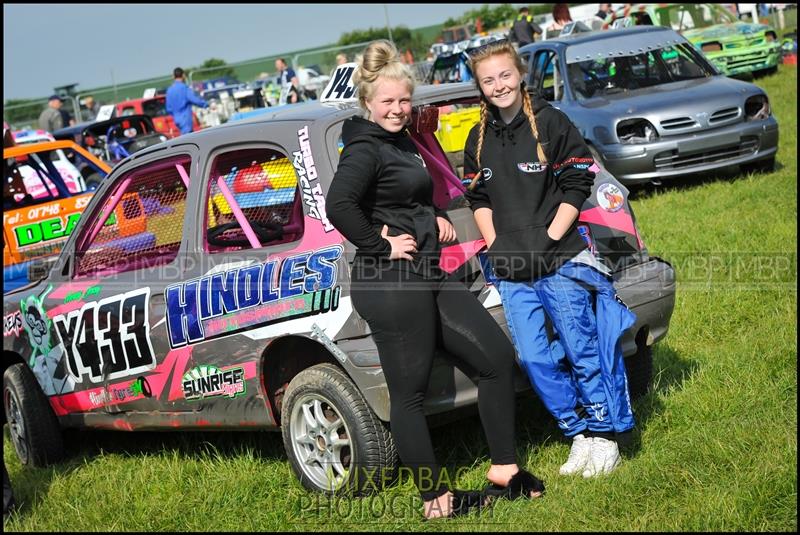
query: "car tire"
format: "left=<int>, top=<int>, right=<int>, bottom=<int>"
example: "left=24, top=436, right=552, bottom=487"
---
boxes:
left=3, top=363, right=64, bottom=467
left=625, top=345, right=653, bottom=400
left=281, top=363, right=397, bottom=496
left=741, top=156, right=776, bottom=175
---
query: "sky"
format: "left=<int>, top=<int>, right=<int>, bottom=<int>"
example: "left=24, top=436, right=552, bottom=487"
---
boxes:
left=3, top=3, right=504, bottom=101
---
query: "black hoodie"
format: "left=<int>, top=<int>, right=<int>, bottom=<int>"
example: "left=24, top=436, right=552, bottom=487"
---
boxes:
left=464, top=94, right=595, bottom=281
left=327, top=116, right=447, bottom=276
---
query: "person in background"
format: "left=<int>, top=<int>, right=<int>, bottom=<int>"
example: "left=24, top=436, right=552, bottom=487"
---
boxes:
left=464, top=40, right=637, bottom=480
left=595, top=3, right=613, bottom=20
left=165, top=67, right=207, bottom=135
left=326, top=39, right=545, bottom=520
left=508, top=6, right=543, bottom=47
left=81, top=95, right=99, bottom=122
left=335, top=53, right=349, bottom=66
left=37, top=95, right=64, bottom=133
left=548, top=3, right=574, bottom=36
left=275, top=58, right=302, bottom=104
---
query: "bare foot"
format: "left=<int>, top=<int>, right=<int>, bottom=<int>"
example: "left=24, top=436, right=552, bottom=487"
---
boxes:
left=486, top=464, right=544, bottom=499
left=423, top=491, right=453, bottom=519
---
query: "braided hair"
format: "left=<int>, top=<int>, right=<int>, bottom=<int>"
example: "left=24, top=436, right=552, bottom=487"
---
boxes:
left=467, top=40, right=547, bottom=190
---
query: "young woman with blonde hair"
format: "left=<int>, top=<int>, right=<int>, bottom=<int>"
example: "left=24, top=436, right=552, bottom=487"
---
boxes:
left=464, top=40, right=637, bottom=479
left=326, top=40, right=544, bottom=519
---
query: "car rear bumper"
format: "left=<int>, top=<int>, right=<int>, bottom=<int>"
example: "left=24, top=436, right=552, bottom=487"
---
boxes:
left=599, top=117, right=779, bottom=185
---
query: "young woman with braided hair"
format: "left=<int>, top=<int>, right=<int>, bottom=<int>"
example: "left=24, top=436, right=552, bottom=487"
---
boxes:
left=464, top=41, right=637, bottom=478
left=326, top=40, right=544, bottom=520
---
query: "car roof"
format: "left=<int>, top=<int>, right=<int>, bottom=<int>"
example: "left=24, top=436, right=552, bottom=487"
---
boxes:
left=522, top=25, right=681, bottom=48
left=12, top=129, right=55, bottom=143
left=120, top=82, right=482, bottom=162
left=520, top=26, right=688, bottom=63
left=117, top=95, right=164, bottom=105
left=52, top=121, right=95, bottom=137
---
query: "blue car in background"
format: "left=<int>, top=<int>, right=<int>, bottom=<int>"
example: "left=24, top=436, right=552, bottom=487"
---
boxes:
left=520, top=26, right=779, bottom=186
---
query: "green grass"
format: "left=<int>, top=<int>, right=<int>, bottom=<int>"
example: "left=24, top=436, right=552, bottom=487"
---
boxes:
left=4, top=66, right=797, bottom=532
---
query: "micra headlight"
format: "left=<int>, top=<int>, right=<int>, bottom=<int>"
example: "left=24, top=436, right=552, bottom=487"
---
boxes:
left=745, top=95, right=771, bottom=121
left=701, top=41, right=723, bottom=53
left=617, top=118, right=659, bottom=144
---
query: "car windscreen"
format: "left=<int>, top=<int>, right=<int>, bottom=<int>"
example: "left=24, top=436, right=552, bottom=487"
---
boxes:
left=654, top=4, right=737, bottom=31
left=566, top=42, right=715, bottom=101
left=142, top=98, right=168, bottom=118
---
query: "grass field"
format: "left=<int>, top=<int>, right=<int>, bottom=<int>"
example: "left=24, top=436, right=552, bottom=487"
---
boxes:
left=4, top=65, right=797, bottom=532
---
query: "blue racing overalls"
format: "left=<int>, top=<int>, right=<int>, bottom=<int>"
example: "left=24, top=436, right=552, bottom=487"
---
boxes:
left=497, top=260, right=636, bottom=436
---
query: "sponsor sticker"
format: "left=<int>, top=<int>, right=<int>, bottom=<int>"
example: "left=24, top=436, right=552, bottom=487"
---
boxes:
left=294, top=126, right=334, bottom=232
left=517, top=162, right=547, bottom=173
left=596, top=182, right=624, bottom=213
left=182, top=365, right=246, bottom=401
left=3, top=311, right=22, bottom=338
left=165, top=245, right=343, bottom=348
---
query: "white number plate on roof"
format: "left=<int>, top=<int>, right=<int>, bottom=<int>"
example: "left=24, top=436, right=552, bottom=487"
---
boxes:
left=320, top=63, right=359, bottom=103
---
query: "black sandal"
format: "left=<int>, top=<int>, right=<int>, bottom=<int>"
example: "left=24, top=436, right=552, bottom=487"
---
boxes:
left=483, top=468, right=545, bottom=500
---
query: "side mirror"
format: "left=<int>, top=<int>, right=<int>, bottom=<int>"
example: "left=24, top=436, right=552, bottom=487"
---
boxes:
left=28, top=256, right=57, bottom=282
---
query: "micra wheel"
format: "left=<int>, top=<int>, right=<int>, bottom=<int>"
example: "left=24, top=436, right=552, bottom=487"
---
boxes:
left=3, top=363, right=64, bottom=467
left=625, top=345, right=653, bottom=401
left=281, top=363, right=397, bottom=496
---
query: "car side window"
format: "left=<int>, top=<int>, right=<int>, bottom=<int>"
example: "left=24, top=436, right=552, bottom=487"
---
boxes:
left=531, top=50, right=563, bottom=102
left=205, top=147, right=303, bottom=253
left=73, top=155, right=190, bottom=279
left=120, top=107, right=136, bottom=117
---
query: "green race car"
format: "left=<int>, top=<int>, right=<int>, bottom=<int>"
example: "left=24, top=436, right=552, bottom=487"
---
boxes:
left=605, top=3, right=781, bottom=77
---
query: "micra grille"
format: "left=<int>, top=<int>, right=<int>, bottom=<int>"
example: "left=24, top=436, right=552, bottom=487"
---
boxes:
left=660, top=116, right=697, bottom=130
left=709, top=107, right=741, bottom=124
left=654, top=137, right=759, bottom=169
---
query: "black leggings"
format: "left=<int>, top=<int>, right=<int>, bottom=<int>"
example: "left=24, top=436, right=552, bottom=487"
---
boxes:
left=350, top=266, right=518, bottom=500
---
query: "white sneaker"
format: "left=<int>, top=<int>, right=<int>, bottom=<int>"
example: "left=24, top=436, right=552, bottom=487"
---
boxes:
left=559, top=434, right=592, bottom=475
left=582, top=437, right=621, bottom=478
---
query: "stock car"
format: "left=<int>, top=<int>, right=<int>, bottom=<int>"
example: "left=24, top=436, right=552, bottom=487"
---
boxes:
left=519, top=26, right=779, bottom=187
left=3, top=134, right=112, bottom=292
left=116, top=94, right=201, bottom=138
left=604, top=3, right=782, bottom=78
left=2, top=70, right=676, bottom=496
left=53, top=115, right=168, bottom=187
left=10, top=130, right=87, bottom=199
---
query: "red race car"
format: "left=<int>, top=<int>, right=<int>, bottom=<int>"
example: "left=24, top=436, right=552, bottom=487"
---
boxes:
left=115, top=95, right=201, bottom=139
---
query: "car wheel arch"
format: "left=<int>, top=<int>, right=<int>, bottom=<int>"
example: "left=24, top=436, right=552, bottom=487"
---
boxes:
left=3, top=350, right=26, bottom=378
left=260, top=335, right=345, bottom=426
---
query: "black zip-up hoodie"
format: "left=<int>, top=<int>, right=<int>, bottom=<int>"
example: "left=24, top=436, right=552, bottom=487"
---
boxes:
left=326, top=116, right=447, bottom=277
left=464, top=93, right=595, bottom=281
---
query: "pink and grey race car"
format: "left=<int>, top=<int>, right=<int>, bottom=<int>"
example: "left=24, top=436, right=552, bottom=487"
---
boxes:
left=3, top=76, right=675, bottom=495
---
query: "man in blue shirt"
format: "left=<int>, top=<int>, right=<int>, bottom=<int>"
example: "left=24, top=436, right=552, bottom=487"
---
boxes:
left=165, top=67, right=207, bottom=135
